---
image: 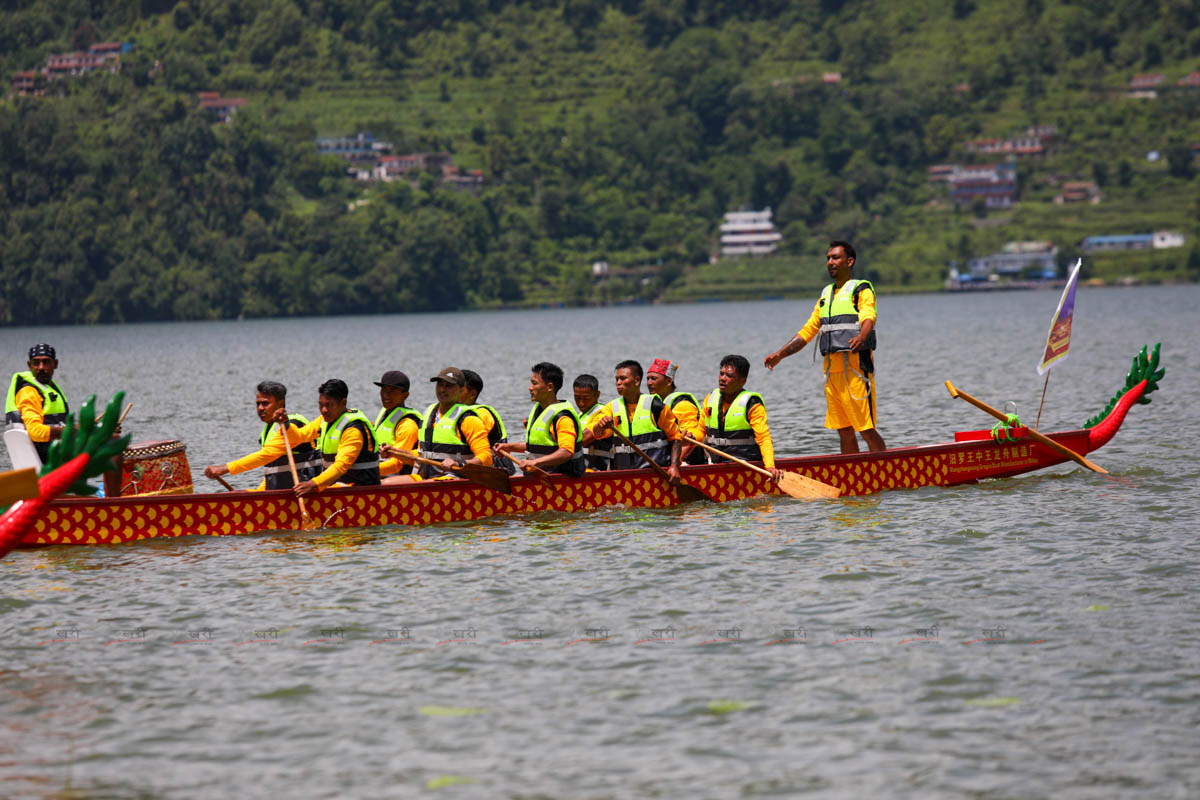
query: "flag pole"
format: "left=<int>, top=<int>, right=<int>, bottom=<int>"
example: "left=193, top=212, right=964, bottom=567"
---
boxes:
left=1034, top=372, right=1050, bottom=431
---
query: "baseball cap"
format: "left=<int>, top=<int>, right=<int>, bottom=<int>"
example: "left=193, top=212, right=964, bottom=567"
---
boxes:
left=429, top=366, right=465, bottom=386
left=374, top=370, right=410, bottom=390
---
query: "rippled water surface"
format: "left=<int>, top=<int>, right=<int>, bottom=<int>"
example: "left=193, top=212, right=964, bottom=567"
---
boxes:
left=2, top=286, right=1198, bottom=798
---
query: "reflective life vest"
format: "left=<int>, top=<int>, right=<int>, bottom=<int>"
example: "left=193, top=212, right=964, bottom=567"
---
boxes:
left=609, top=394, right=671, bottom=470
left=817, top=279, right=876, bottom=358
left=664, top=390, right=706, bottom=465
left=578, top=403, right=612, bottom=470
left=418, top=402, right=480, bottom=479
left=524, top=401, right=584, bottom=477
left=374, top=405, right=424, bottom=476
left=702, top=390, right=765, bottom=463
left=472, top=402, right=516, bottom=476
left=5, top=371, right=69, bottom=461
left=317, top=408, right=380, bottom=486
left=259, top=415, right=324, bottom=490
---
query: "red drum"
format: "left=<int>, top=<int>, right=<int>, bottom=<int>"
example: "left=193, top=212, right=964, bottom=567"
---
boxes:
left=120, top=440, right=194, bottom=497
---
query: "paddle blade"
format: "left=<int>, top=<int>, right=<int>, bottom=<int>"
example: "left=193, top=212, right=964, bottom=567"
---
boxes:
left=0, top=468, right=40, bottom=506
left=457, top=463, right=512, bottom=494
left=777, top=471, right=841, bottom=500
left=676, top=483, right=712, bottom=504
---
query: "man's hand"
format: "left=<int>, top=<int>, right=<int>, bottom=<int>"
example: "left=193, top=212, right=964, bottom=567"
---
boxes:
left=847, top=332, right=867, bottom=351
left=440, top=457, right=461, bottom=472
left=204, top=464, right=230, bottom=479
left=666, top=464, right=682, bottom=486
left=593, top=415, right=613, bottom=431
left=381, top=445, right=414, bottom=461
left=294, top=480, right=317, bottom=497
left=493, top=442, right=518, bottom=455
left=769, top=468, right=784, bottom=483
left=271, top=407, right=289, bottom=424
left=764, top=351, right=783, bottom=371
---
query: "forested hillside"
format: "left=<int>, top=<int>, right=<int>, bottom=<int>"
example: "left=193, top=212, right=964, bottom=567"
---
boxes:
left=2, top=0, right=1199, bottom=324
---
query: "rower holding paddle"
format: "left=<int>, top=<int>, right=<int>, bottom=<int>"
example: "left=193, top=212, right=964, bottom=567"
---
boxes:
left=645, top=358, right=706, bottom=465
left=580, top=359, right=684, bottom=485
left=698, top=355, right=783, bottom=482
left=383, top=367, right=495, bottom=484
left=371, top=370, right=424, bottom=478
left=460, top=370, right=517, bottom=476
left=271, top=379, right=380, bottom=497
left=572, top=374, right=612, bottom=471
left=204, top=381, right=323, bottom=491
left=495, top=362, right=585, bottom=477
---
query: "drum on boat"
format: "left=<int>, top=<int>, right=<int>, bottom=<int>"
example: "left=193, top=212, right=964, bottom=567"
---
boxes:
left=120, top=440, right=193, bottom=497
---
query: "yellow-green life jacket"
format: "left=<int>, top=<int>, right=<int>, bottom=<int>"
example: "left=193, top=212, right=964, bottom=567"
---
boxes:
left=702, top=389, right=764, bottom=462
left=318, top=408, right=380, bottom=486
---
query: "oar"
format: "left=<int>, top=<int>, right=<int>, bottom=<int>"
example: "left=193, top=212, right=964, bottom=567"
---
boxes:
left=607, top=428, right=711, bottom=503
left=687, top=437, right=841, bottom=500
left=514, top=458, right=560, bottom=496
left=280, top=420, right=321, bottom=530
left=401, top=453, right=513, bottom=494
left=117, top=403, right=133, bottom=427
left=0, top=468, right=40, bottom=506
left=945, top=380, right=1107, bottom=474
left=211, top=475, right=235, bottom=492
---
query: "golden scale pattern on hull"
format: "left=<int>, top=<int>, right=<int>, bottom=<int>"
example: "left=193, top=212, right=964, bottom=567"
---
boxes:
left=23, top=430, right=1074, bottom=547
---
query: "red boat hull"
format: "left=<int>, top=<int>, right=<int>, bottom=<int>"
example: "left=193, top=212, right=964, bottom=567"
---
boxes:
left=20, top=426, right=1098, bottom=547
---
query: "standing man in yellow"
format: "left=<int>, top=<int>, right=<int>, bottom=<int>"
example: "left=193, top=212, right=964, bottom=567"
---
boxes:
left=764, top=240, right=886, bottom=454
left=699, top=355, right=783, bottom=481
left=371, top=370, right=423, bottom=478
left=580, top=359, right=684, bottom=482
left=645, top=358, right=705, bottom=465
left=204, top=381, right=323, bottom=490
left=572, top=374, right=611, bottom=471
left=273, top=379, right=380, bottom=496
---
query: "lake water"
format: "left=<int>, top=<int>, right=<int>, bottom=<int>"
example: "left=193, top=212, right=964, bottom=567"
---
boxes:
left=2, top=286, right=1198, bottom=798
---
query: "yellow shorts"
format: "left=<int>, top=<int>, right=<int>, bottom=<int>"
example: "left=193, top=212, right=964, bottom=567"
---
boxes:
left=824, top=370, right=877, bottom=432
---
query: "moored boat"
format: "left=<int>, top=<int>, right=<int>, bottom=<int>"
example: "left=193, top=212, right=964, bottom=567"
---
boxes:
left=9, top=346, right=1164, bottom=548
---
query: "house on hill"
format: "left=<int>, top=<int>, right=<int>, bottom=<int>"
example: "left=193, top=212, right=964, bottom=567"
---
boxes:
left=1128, top=73, right=1164, bottom=99
left=946, top=162, right=1018, bottom=208
left=197, top=92, right=248, bottom=124
left=719, top=209, right=783, bottom=257
left=317, top=132, right=392, bottom=162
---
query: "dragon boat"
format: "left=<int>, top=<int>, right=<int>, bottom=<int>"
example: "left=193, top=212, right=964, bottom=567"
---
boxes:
left=3, top=346, right=1164, bottom=549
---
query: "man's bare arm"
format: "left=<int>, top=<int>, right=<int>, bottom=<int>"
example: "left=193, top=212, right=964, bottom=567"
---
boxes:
left=764, top=335, right=808, bottom=370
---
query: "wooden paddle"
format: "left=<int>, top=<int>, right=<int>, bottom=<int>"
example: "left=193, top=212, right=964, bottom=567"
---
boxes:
left=515, top=458, right=560, bottom=496
left=944, top=380, right=1107, bottom=474
left=607, top=428, right=711, bottom=503
left=687, top=437, right=842, bottom=500
left=0, top=467, right=40, bottom=506
left=117, top=403, right=133, bottom=427
left=280, top=420, right=321, bottom=530
left=401, top=453, right=513, bottom=494
left=211, top=474, right=235, bottom=492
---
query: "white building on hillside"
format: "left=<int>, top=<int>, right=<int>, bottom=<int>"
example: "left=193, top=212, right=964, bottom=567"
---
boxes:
left=720, top=209, right=783, bottom=257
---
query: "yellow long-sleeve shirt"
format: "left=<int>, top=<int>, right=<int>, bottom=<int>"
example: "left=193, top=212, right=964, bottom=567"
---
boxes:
left=287, top=415, right=367, bottom=489
left=668, top=396, right=705, bottom=441
left=700, top=391, right=776, bottom=469
left=379, top=417, right=421, bottom=477
left=797, top=284, right=877, bottom=373
left=14, top=385, right=55, bottom=443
